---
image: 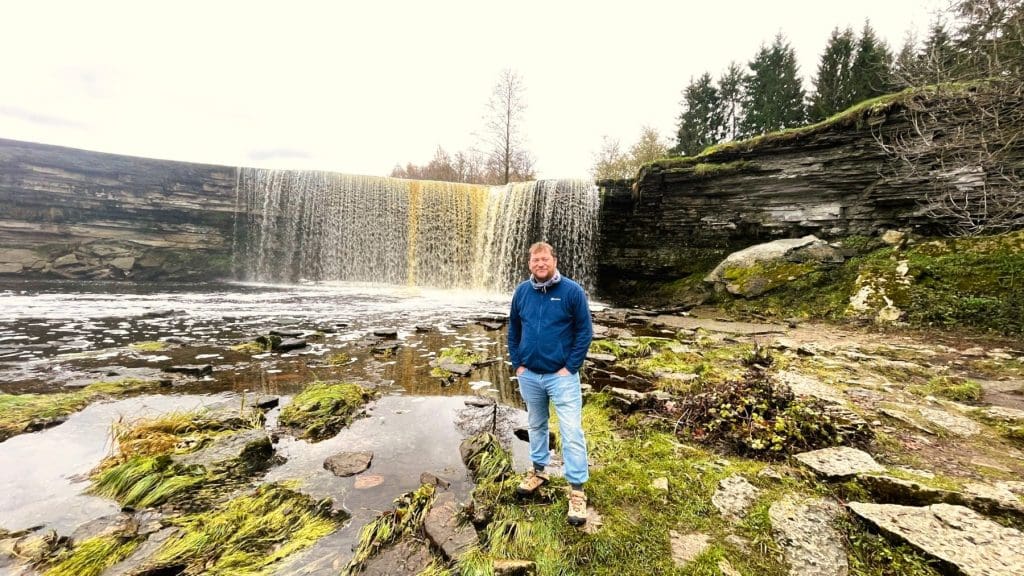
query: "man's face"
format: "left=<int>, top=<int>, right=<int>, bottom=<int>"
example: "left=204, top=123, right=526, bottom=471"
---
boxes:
left=529, top=249, right=557, bottom=282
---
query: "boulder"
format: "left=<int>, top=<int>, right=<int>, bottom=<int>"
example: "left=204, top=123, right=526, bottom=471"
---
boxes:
left=705, top=236, right=844, bottom=298
left=848, top=502, right=1024, bottom=576
left=769, top=496, right=848, bottom=576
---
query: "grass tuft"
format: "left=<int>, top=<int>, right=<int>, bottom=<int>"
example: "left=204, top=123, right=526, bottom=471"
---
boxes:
left=278, top=381, right=376, bottom=441
left=43, top=536, right=141, bottom=576
left=153, top=483, right=336, bottom=575
left=344, top=483, right=437, bottom=574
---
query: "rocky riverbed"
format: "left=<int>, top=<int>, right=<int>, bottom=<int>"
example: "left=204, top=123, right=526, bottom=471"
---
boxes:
left=1, top=281, right=1023, bottom=575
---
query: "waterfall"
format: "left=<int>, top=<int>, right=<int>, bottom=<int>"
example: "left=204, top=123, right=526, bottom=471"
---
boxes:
left=235, top=169, right=601, bottom=293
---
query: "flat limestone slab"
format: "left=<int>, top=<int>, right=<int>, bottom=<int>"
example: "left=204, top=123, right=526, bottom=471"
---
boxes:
left=848, top=502, right=1024, bottom=576
left=794, top=446, right=885, bottom=479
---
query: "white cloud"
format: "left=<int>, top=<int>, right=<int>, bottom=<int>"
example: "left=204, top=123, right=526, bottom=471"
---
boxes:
left=1, top=0, right=944, bottom=178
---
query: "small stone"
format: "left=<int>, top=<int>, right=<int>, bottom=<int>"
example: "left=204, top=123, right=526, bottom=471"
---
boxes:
left=651, top=477, right=669, bottom=491
left=420, top=472, right=451, bottom=490
left=163, top=364, right=213, bottom=376
left=323, top=451, right=373, bottom=477
left=371, top=327, right=399, bottom=338
left=354, top=474, right=385, bottom=489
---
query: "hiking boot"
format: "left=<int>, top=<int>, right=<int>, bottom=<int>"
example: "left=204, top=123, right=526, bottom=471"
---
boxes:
left=515, top=469, right=549, bottom=496
left=567, top=489, right=588, bottom=526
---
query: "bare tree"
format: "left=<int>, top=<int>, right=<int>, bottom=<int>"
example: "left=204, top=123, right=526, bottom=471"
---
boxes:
left=592, top=127, right=669, bottom=180
left=875, top=82, right=1024, bottom=236
left=482, top=68, right=534, bottom=184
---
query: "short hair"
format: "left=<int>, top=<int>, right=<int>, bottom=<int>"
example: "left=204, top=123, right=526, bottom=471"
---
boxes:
left=528, top=241, right=557, bottom=259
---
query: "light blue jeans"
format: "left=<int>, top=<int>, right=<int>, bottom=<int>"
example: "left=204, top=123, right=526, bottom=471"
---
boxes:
left=516, top=369, right=589, bottom=485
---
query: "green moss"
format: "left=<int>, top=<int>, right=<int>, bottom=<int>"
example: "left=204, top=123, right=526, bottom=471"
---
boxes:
left=0, top=379, right=158, bottom=442
left=438, top=346, right=484, bottom=365
left=910, top=376, right=982, bottom=402
left=327, top=352, right=351, bottom=366
left=154, top=483, right=336, bottom=575
left=691, top=160, right=752, bottom=177
left=231, top=340, right=269, bottom=354
left=129, top=341, right=167, bottom=352
left=722, top=260, right=818, bottom=298
left=278, top=382, right=376, bottom=441
left=43, top=535, right=141, bottom=576
left=716, top=231, right=1024, bottom=335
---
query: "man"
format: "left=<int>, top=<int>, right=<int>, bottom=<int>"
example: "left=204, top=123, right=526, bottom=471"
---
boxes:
left=507, top=241, right=594, bottom=526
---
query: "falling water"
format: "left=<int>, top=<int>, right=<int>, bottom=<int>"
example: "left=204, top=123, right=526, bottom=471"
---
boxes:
left=235, top=169, right=601, bottom=292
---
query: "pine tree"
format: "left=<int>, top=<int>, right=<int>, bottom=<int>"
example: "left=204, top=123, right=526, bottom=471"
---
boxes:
left=809, top=27, right=856, bottom=121
left=718, top=62, right=745, bottom=141
left=740, top=33, right=807, bottom=138
left=892, top=32, right=921, bottom=87
left=850, top=21, right=894, bottom=103
left=673, top=72, right=725, bottom=156
left=920, top=19, right=960, bottom=83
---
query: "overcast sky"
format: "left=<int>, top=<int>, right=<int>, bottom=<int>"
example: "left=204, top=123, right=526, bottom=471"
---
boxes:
left=1, top=0, right=947, bottom=179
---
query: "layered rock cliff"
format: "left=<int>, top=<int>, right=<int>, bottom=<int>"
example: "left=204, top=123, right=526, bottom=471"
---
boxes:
left=0, top=138, right=237, bottom=280
left=595, top=85, right=1024, bottom=298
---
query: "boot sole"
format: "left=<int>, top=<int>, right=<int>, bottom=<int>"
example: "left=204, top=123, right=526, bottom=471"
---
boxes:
left=567, top=516, right=587, bottom=526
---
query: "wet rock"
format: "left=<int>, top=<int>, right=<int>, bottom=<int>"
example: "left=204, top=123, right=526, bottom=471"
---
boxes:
left=420, top=472, right=451, bottom=490
left=372, top=340, right=401, bottom=354
left=102, top=526, right=182, bottom=576
left=162, top=364, right=213, bottom=376
left=478, top=321, right=503, bottom=331
left=204, top=394, right=279, bottom=414
left=848, top=502, right=1024, bottom=576
left=493, top=559, right=537, bottom=576
left=275, top=338, right=308, bottom=352
left=415, top=324, right=433, bottom=332
left=438, top=360, right=472, bottom=376
left=712, top=475, right=761, bottom=521
left=669, top=531, right=711, bottom=566
left=269, top=328, right=303, bottom=338
left=358, top=537, right=432, bottom=575
left=70, top=512, right=137, bottom=545
left=794, top=446, right=885, bottom=480
left=172, top=429, right=274, bottom=472
left=424, top=492, right=477, bottom=560
left=371, top=327, right=399, bottom=339
left=354, top=474, right=384, bottom=489
left=323, top=451, right=373, bottom=477
left=140, top=309, right=180, bottom=319
left=916, top=406, right=981, bottom=437
left=769, top=496, right=848, bottom=576
left=9, top=530, right=60, bottom=565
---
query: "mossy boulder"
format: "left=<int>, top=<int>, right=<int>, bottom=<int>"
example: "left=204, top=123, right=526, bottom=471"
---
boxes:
left=705, top=236, right=844, bottom=298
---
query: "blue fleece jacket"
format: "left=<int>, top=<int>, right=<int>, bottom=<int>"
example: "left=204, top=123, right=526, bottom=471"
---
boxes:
left=507, top=275, right=593, bottom=374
